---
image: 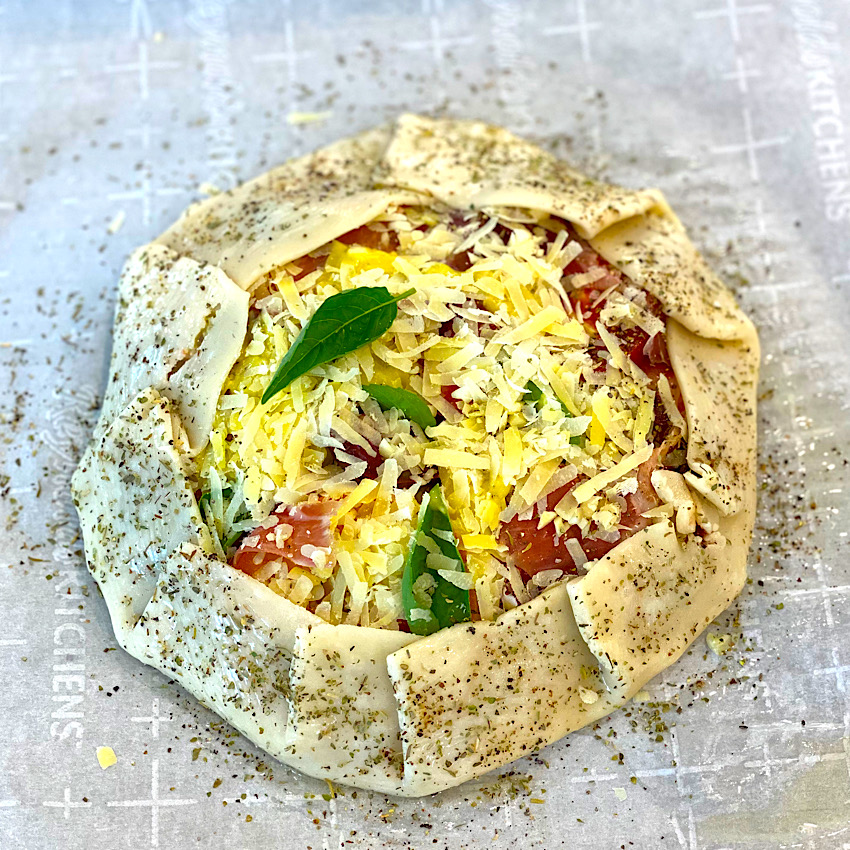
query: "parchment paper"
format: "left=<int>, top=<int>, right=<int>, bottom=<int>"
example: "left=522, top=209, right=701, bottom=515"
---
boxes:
left=1, top=1, right=849, bottom=848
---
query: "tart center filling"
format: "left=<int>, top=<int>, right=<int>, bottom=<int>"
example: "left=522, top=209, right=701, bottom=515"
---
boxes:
left=193, top=203, right=688, bottom=630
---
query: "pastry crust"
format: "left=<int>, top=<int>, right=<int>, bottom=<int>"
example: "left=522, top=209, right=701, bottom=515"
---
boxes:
left=72, top=115, right=758, bottom=796
left=99, top=244, right=249, bottom=451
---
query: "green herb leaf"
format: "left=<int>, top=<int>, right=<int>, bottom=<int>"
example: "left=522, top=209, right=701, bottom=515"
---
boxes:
left=523, top=381, right=544, bottom=406
left=402, top=485, right=471, bottom=636
left=363, top=384, right=437, bottom=430
left=524, top=381, right=583, bottom=446
left=261, top=286, right=415, bottom=404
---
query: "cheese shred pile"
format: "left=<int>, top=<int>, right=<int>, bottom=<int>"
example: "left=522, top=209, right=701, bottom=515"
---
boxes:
left=195, top=203, right=684, bottom=629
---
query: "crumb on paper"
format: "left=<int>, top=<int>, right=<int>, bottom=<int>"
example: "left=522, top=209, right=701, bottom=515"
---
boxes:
left=106, top=211, right=125, bottom=235
left=96, top=746, right=117, bottom=769
left=613, top=787, right=627, bottom=801
left=198, top=182, right=222, bottom=197
left=633, top=689, right=651, bottom=703
left=286, top=111, right=333, bottom=126
left=153, top=31, right=165, bottom=42
left=707, top=632, right=735, bottom=656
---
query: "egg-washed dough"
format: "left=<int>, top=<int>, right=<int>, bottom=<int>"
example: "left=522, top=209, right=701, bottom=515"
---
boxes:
left=72, top=114, right=759, bottom=797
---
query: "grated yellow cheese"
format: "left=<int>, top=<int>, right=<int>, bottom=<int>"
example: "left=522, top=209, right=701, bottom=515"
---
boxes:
left=572, top=445, right=653, bottom=504
left=518, top=458, right=561, bottom=506
left=283, top=418, right=308, bottom=490
left=96, top=746, right=117, bottom=770
left=496, top=305, right=565, bottom=345
left=633, top=390, right=655, bottom=449
left=461, top=534, right=503, bottom=552
left=591, top=389, right=634, bottom=453
left=596, top=323, right=630, bottom=374
left=504, top=275, right=531, bottom=321
left=501, top=427, right=524, bottom=484
left=195, top=204, right=676, bottom=630
left=423, top=448, right=490, bottom=470
left=539, top=355, right=581, bottom=416
left=276, top=272, right=308, bottom=322
left=333, top=479, right=378, bottom=521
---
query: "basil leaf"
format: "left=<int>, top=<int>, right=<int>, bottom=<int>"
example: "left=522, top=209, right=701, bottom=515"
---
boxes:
left=262, top=286, right=415, bottom=403
left=523, top=381, right=544, bottom=406
left=402, top=485, right=471, bottom=636
left=524, top=381, right=583, bottom=446
left=363, top=384, right=437, bottom=430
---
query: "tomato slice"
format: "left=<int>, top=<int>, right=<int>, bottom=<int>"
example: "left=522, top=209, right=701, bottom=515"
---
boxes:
left=338, top=441, right=383, bottom=480
left=440, top=383, right=461, bottom=412
left=565, top=254, right=622, bottom=327
left=231, top=501, right=336, bottom=578
left=563, top=237, right=684, bottom=417
left=285, top=223, right=400, bottom=283
left=290, top=253, right=324, bottom=281
left=335, top=224, right=400, bottom=252
left=334, top=441, right=414, bottom=487
left=498, top=481, right=583, bottom=578
left=499, top=451, right=665, bottom=580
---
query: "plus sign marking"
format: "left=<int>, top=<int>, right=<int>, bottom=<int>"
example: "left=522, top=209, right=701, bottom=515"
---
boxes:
left=710, top=105, right=788, bottom=182
left=399, top=0, right=476, bottom=62
left=722, top=54, right=762, bottom=94
left=542, top=0, right=600, bottom=64
left=813, top=648, right=850, bottom=693
left=132, top=699, right=173, bottom=739
left=694, top=0, right=773, bottom=43
left=107, top=759, right=196, bottom=849
left=105, top=44, right=181, bottom=102
left=42, top=787, right=92, bottom=820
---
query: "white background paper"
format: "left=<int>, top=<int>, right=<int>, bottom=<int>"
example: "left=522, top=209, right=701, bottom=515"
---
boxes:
left=1, top=1, right=849, bottom=848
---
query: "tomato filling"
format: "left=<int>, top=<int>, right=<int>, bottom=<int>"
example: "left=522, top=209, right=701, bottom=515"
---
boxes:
left=232, top=501, right=336, bottom=578
left=440, top=383, right=461, bottom=411
left=497, top=230, right=685, bottom=581
left=499, top=447, right=667, bottom=579
left=336, top=441, right=414, bottom=487
left=211, top=207, right=690, bottom=627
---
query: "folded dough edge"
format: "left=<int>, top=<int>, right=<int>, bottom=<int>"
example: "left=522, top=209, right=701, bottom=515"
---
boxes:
left=73, top=114, right=759, bottom=798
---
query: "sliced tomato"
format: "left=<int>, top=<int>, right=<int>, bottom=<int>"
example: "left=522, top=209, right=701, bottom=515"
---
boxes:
left=439, top=318, right=457, bottom=338
left=337, top=441, right=383, bottom=480
left=335, top=224, right=400, bottom=252
left=565, top=248, right=623, bottom=326
left=440, top=383, right=461, bottom=412
left=446, top=250, right=473, bottom=272
left=499, top=452, right=665, bottom=580
left=563, top=239, right=684, bottom=412
left=290, top=253, right=325, bottom=281
left=335, top=440, right=413, bottom=487
left=615, top=447, right=664, bottom=537
left=231, top=501, right=336, bottom=578
left=498, top=481, right=584, bottom=578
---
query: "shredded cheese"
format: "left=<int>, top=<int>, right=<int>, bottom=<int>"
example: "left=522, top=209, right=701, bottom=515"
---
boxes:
left=572, top=445, right=654, bottom=504
left=423, top=448, right=490, bottom=470
left=195, top=202, right=685, bottom=630
left=96, top=746, right=117, bottom=770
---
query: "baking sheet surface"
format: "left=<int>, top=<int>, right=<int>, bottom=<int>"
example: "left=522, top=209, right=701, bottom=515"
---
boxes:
left=1, top=1, right=850, bottom=848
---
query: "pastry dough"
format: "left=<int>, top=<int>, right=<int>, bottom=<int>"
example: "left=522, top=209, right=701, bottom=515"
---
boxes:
left=72, top=115, right=758, bottom=796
